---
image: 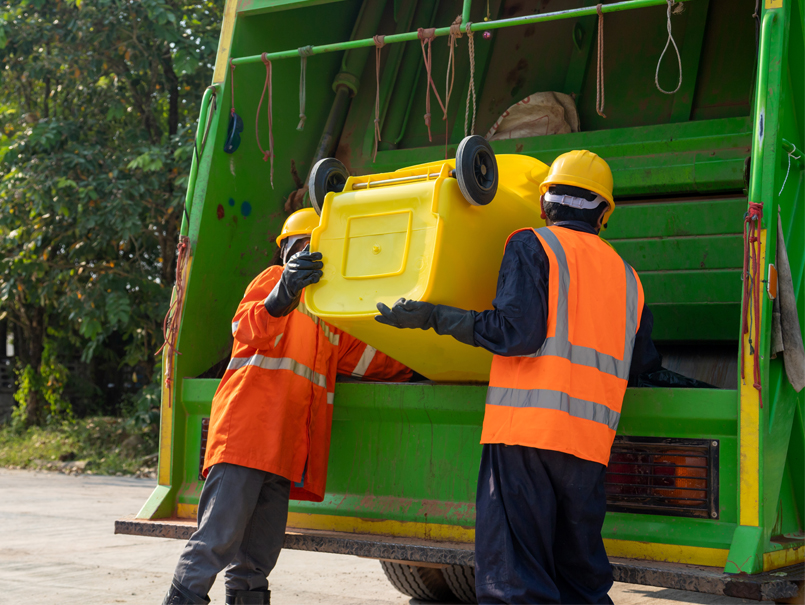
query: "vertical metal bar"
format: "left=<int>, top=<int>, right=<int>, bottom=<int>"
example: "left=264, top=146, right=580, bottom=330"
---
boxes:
left=462, top=0, right=472, bottom=24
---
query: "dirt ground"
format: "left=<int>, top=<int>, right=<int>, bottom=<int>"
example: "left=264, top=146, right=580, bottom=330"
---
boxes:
left=0, top=468, right=757, bottom=604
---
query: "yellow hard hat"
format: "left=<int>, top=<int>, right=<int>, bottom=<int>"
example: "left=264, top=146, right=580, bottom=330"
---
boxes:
left=275, top=208, right=319, bottom=246
left=539, top=150, right=615, bottom=225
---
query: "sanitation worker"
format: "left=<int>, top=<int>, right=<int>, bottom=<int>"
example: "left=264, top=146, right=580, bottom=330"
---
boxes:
left=163, top=208, right=412, bottom=605
left=376, top=151, right=661, bottom=604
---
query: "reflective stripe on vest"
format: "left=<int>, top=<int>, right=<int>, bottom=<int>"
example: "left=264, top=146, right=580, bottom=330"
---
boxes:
left=485, top=227, right=640, bottom=437
left=526, top=227, right=639, bottom=379
left=485, top=387, right=620, bottom=430
left=227, top=353, right=327, bottom=389
left=231, top=320, right=240, bottom=336
left=351, top=346, right=377, bottom=378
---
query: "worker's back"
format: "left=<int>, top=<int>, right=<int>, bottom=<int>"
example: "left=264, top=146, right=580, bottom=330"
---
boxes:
left=483, top=225, right=644, bottom=466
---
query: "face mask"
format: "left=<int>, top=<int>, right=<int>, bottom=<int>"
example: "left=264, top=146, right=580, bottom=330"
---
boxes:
left=281, top=234, right=309, bottom=264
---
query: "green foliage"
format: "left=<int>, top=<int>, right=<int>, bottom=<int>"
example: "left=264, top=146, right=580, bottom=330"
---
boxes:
left=0, top=0, right=223, bottom=422
left=0, top=415, right=159, bottom=476
left=11, top=341, right=73, bottom=428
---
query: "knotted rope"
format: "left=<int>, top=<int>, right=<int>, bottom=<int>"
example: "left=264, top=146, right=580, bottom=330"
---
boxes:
left=464, top=22, right=477, bottom=136
left=655, top=0, right=683, bottom=94
left=256, top=53, right=275, bottom=189
left=443, top=15, right=462, bottom=157
left=297, top=45, right=314, bottom=131
left=595, top=5, right=606, bottom=118
left=779, top=143, right=802, bottom=196
left=418, top=28, right=446, bottom=143
left=741, top=202, right=764, bottom=407
left=155, top=235, right=190, bottom=395
left=373, top=35, right=385, bottom=162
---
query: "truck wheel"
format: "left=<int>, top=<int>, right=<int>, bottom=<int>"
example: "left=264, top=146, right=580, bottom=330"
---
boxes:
left=455, top=135, right=498, bottom=206
left=309, top=157, right=348, bottom=215
left=442, top=565, right=477, bottom=603
left=379, top=561, right=455, bottom=602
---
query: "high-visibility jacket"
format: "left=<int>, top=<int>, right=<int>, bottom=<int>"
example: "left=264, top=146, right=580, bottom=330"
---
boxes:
left=481, top=226, right=644, bottom=466
left=203, top=265, right=411, bottom=502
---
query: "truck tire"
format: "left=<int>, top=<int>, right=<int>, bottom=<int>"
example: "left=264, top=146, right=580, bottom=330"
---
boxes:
left=379, top=561, right=455, bottom=602
left=442, top=565, right=477, bottom=603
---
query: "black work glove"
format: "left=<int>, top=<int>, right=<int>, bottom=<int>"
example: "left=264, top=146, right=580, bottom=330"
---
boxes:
left=375, top=298, right=477, bottom=347
left=264, top=247, right=323, bottom=317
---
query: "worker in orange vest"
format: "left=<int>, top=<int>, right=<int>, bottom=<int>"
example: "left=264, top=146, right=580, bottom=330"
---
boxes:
left=377, top=151, right=662, bottom=604
left=163, top=208, right=412, bottom=605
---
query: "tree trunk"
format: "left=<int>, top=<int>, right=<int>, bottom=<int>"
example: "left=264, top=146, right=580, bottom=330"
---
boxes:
left=160, top=50, right=179, bottom=137
left=13, top=306, right=46, bottom=426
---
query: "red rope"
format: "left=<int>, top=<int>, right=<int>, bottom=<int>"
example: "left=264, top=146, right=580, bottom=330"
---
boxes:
left=418, top=28, right=446, bottom=143
left=741, top=201, right=763, bottom=407
left=155, top=235, right=191, bottom=397
left=256, top=53, right=275, bottom=189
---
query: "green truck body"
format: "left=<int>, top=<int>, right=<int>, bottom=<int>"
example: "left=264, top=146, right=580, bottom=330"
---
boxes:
left=116, top=0, right=804, bottom=600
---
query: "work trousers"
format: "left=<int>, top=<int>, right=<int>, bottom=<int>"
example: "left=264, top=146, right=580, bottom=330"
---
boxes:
left=173, top=462, right=291, bottom=599
left=475, top=444, right=613, bottom=604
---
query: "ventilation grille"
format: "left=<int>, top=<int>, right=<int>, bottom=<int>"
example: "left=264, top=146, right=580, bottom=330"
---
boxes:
left=605, top=436, right=719, bottom=519
left=198, top=417, right=209, bottom=481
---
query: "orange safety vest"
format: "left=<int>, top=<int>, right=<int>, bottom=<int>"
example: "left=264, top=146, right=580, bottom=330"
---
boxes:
left=204, top=265, right=411, bottom=502
left=481, top=226, right=644, bottom=466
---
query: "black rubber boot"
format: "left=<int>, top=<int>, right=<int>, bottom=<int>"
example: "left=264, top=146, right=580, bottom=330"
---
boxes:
left=162, top=580, right=210, bottom=605
left=225, top=588, right=271, bottom=604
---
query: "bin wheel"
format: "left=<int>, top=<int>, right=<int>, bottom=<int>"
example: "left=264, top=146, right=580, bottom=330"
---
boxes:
left=442, top=565, right=477, bottom=603
left=379, top=561, right=455, bottom=602
left=455, top=135, right=498, bottom=206
left=309, top=157, right=348, bottom=215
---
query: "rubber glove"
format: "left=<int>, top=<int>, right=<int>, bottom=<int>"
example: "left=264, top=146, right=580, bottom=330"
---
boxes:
left=264, top=247, right=323, bottom=317
left=375, top=298, right=477, bottom=347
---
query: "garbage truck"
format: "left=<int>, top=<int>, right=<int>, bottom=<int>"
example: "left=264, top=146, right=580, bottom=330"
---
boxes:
left=116, top=0, right=804, bottom=601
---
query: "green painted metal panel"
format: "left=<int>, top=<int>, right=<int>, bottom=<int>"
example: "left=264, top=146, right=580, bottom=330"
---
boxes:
left=639, top=269, right=741, bottom=304
left=145, top=0, right=805, bottom=579
left=612, top=235, right=744, bottom=272
left=604, top=198, right=748, bottom=239
left=648, top=303, right=740, bottom=342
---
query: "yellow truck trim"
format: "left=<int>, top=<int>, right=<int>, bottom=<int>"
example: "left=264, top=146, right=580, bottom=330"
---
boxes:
left=212, top=0, right=239, bottom=85
left=764, top=545, right=805, bottom=571
left=603, top=539, right=729, bottom=567
left=738, top=228, right=765, bottom=528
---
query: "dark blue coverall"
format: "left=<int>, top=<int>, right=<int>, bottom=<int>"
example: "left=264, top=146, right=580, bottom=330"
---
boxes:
left=471, top=221, right=661, bottom=604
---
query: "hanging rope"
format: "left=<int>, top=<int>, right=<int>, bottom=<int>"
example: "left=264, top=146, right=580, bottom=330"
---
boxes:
left=155, top=235, right=191, bottom=395
left=444, top=15, right=462, bottom=157
left=595, top=5, right=606, bottom=118
left=256, top=53, right=275, bottom=189
left=779, top=143, right=802, bottom=196
left=297, top=45, right=314, bottom=131
left=373, top=35, right=386, bottom=163
left=655, top=0, right=683, bottom=94
left=464, top=22, right=477, bottom=136
left=229, top=59, right=237, bottom=117
left=741, top=202, right=764, bottom=407
left=418, top=27, right=446, bottom=143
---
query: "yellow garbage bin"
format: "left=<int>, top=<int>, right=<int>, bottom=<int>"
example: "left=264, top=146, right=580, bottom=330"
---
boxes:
left=307, top=139, right=547, bottom=382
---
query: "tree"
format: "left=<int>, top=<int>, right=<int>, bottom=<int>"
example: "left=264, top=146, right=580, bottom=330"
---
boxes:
left=0, top=0, right=223, bottom=424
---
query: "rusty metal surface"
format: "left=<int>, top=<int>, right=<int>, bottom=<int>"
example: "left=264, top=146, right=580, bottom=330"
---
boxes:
left=115, top=516, right=474, bottom=566
left=610, top=557, right=803, bottom=601
left=116, top=516, right=802, bottom=600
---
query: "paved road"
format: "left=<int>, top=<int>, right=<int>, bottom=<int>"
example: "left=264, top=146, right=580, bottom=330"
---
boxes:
left=0, top=469, right=755, bottom=604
